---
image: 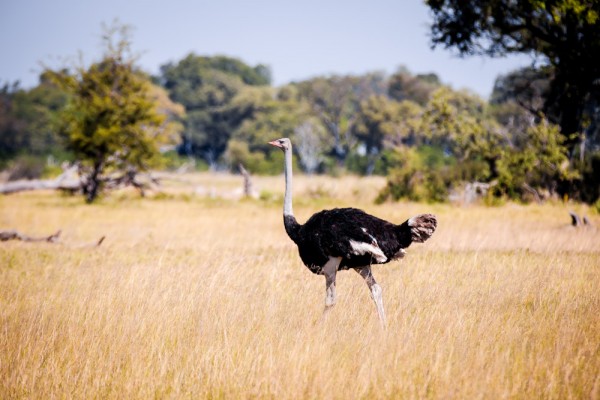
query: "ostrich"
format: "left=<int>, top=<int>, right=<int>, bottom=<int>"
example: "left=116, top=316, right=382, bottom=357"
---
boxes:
left=269, top=138, right=437, bottom=325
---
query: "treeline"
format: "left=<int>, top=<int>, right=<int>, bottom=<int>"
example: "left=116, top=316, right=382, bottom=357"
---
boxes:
left=1, top=41, right=599, bottom=205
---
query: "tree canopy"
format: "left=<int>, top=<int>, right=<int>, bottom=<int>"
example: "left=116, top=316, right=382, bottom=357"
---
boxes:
left=426, top=0, right=600, bottom=146
left=159, top=54, right=271, bottom=167
left=0, top=76, right=67, bottom=171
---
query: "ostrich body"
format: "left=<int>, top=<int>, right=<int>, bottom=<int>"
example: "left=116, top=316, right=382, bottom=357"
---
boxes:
left=269, top=138, right=437, bottom=325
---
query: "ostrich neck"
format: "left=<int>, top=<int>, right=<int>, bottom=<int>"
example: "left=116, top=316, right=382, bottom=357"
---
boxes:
left=283, top=147, right=294, bottom=217
left=282, top=145, right=301, bottom=243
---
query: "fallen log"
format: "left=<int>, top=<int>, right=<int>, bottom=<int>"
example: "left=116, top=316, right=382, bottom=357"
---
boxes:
left=0, top=165, right=161, bottom=196
left=0, top=164, right=81, bottom=194
left=0, top=178, right=81, bottom=194
left=0, top=229, right=105, bottom=247
left=0, top=229, right=61, bottom=242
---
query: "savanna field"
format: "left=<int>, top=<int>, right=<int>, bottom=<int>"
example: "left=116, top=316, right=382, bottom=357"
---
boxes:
left=1, top=173, right=599, bottom=399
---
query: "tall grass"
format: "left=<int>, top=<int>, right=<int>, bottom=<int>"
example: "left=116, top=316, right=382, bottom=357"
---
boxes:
left=1, top=174, right=599, bottom=399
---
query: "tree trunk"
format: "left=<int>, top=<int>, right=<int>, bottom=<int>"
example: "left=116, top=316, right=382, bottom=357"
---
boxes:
left=238, top=164, right=254, bottom=198
left=84, top=161, right=104, bottom=203
left=546, top=67, right=589, bottom=156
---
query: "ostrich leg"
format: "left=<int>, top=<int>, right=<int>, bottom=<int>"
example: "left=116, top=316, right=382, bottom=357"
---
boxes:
left=322, top=257, right=342, bottom=310
left=356, top=266, right=387, bottom=327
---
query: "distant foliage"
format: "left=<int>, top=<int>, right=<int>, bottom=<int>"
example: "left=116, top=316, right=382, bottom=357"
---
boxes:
left=376, top=146, right=456, bottom=203
left=493, top=121, right=577, bottom=201
left=2, top=18, right=599, bottom=205
left=378, top=118, right=575, bottom=204
left=388, top=67, right=442, bottom=106
left=0, top=77, right=68, bottom=170
left=294, top=73, right=387, bottom=164
left=294, top=119, right=328, bottom=174
left=158, top=54, right=270, bottom=168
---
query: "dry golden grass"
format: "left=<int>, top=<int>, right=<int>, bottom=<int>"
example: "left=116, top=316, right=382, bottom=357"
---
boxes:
left=1, top=173, right=599, bottom=399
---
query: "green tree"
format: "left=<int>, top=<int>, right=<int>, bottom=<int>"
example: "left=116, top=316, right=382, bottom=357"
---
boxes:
left=145, top=82, right=186, bottom=157
left=426, top=0, right=600, bottom=152
left=294, top=118, right=329, bottom=174
left=376, top=145, right=456, bottom=203
left=159, top=54, right=270, bottom=167
left=382, top=100, right=424, bottom=149
left=0, top=76, right=68, bottom=169
left=387, top=66, right=442, bottom=106
left=491, top=67, right=551, bottom=117
left=48, top=25, right=166, bottom=202
left=225, top=86, right=308, bottom=174
left=352, top=95, right=406, bottom=174
left=295, top=73, right=387, bottom=163
left=421, top=87, right=500, bottom=173
left=494, top=121, right=575, bottom=200
left=0, top=82, right=28, bottom=165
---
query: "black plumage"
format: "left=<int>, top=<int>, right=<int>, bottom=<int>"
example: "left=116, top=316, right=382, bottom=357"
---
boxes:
left=285, top=207, right=432, bottom=273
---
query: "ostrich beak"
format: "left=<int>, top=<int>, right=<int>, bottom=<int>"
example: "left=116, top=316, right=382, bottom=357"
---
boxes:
left=268, top=140, right=283, bottom=148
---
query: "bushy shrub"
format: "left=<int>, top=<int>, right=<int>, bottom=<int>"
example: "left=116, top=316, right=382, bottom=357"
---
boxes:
left=376, top=146, right=456, bottom=203
left=156, top=150, right=208, bottom=172
left=493, top=121, right=576, bottom=201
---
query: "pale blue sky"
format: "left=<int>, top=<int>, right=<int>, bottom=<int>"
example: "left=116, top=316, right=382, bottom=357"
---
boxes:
left=0, top=0, right=534, bottom=99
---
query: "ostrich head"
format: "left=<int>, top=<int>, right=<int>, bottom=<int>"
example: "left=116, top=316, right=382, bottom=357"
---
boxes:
left=268, top=138, right=291, bottom=151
